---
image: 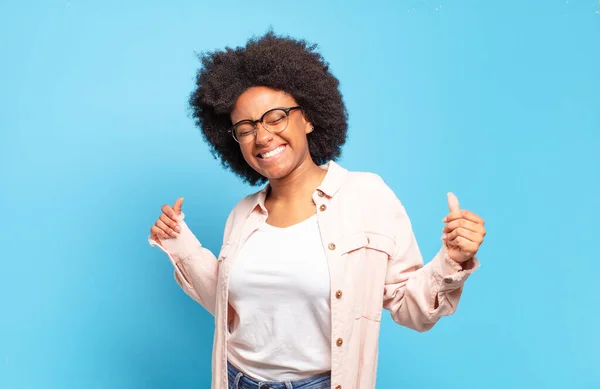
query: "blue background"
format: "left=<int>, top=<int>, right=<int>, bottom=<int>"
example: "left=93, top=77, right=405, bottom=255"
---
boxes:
left=1, top=0, right=599, bottom=388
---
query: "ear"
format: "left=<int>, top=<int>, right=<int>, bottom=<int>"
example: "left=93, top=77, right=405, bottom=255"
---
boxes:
left=300, top=109, right=314, bottom=135
left=305, top=122, right=315, bottom=134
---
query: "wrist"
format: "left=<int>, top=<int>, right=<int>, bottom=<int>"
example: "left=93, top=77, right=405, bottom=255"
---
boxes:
left=454, top=257, right=475, bottom=271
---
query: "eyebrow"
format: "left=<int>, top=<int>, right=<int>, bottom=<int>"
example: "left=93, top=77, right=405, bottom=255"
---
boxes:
left=231, top=106, right=288, bottom=126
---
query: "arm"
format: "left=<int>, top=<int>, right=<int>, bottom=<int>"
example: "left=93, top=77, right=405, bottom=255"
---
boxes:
left=377, top=180, right=480, bottom=332
left=383, top=230, right=478, bottom=332
left=149, top=212, right=220, bottom=315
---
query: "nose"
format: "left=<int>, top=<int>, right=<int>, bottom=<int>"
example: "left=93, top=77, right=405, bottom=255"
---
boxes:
left=254, top=123, right=273, bottom=145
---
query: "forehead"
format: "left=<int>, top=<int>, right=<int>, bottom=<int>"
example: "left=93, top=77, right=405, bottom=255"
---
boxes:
left=230, top=86, right=297, bottom=122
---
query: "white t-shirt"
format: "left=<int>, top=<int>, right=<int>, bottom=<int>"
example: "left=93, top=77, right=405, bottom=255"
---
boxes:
left=227, top=214, right=332, bottom=381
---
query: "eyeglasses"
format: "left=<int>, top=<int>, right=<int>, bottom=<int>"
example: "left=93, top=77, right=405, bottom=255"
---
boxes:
left=230, top=106, right=303, bottom=144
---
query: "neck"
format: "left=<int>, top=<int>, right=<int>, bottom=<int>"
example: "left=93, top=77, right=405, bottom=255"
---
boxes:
left=266, top=157, right=326, bottom=204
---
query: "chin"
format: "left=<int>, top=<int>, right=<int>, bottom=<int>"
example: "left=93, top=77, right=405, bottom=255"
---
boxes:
left=255, top=163, right=294, bottom=181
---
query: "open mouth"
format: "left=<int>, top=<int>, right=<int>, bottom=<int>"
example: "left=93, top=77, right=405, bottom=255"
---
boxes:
left=257, top=144, right=286, bottom=159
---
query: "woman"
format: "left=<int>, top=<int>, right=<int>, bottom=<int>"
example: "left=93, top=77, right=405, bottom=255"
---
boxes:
left=149, top=32, right=486, bottom=389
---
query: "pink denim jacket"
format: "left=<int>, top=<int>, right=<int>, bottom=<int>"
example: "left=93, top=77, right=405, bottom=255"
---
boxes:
left=149, top=161, right=478, bottom=389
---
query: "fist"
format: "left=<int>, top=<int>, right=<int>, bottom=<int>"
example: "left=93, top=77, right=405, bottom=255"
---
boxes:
left=150, top=197, right=184, bottom=243
left=442, top=193, right=486, bottom=263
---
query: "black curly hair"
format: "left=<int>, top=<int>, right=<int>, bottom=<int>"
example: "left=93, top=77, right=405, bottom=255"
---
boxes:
left=188, top=31, right=348, bottom=186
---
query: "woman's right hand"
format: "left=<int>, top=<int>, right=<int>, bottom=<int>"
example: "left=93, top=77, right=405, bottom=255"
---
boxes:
left=150, top=197, right=184, bottom=242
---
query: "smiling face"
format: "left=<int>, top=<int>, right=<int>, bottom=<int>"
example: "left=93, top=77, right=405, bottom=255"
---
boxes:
left=230, top=86, right=314, bottom=181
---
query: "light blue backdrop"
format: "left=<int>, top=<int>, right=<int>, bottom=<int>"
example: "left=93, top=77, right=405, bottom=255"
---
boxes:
left=1, top=1, right=599, bottom=388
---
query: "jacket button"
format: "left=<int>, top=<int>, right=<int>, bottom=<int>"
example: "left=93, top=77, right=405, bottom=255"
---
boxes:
left=328, top=243, right=336, bottom=250
left=336, top=338, right=343, bottom=346
left=335, top=290, right=343, bottom=299
left=317, top=190, right=324, bottom=197
left=319, top=204, right=327, bottom=212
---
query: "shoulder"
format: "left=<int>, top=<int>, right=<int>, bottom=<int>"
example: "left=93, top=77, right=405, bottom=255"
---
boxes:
left=345, top=170, right=387, bottom=189
left=342, top=169, right=404, bottom=208
left=337, top=167, right=411, bottom=240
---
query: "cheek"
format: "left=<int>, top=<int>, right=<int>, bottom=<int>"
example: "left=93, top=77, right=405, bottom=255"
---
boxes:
left=292, top=131, right=310, bottom=149
left=286, top=122, right=310, bottom=144
left=239, top=145, right=255, bottom=164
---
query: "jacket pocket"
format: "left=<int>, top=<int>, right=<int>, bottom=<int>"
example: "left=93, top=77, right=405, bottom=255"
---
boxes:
left=364, top=232, right=396, bottom=258
left=338, top=231, right=369, bottom=254
left=339, top=231, right=395, bottom=321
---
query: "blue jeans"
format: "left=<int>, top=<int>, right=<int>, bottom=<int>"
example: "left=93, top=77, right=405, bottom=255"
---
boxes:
left=227, top=362, right=331, bottom=389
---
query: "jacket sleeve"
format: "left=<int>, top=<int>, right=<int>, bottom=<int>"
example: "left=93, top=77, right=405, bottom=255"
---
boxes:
left=148, top=211, right=233, bottom=316
left=377, top=179, right=479, bottom=332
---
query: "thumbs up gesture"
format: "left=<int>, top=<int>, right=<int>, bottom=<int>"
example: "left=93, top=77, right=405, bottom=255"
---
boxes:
left=150, top=197, right=184, bottom=243
left=442, top=193, right=486, bottom=264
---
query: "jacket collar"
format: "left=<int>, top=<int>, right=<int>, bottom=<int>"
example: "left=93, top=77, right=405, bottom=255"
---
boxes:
left=316, top=160, right=348, bottom=198
left=252, top=160, right=348, bottom=214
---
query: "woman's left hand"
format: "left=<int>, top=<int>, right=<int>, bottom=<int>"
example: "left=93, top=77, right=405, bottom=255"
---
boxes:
left=442, top=192, right=486, bottom=264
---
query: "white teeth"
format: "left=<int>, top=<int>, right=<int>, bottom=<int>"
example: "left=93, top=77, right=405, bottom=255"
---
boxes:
left=261, top=145, right=285, bottom=159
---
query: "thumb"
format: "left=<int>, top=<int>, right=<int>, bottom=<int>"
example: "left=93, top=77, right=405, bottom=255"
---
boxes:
left=447, top=192, right=460, bottom=213
left=173, top=197, right=184, bottom=215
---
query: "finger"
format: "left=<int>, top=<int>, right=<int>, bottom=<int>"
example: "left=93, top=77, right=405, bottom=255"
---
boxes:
left=443, top=219, right=485, bottom=234
left=456, top=209, right=484, bottom=224
left=156, top=219, right=178, bottom=238
left=157, top=218, right=179, bottom=237
left=443, top=209, right=484, bottom=224
left=161, top=204, right=179, bottom=220
left=445, top=227, right=483, bottom=243
left=173, top=197, right=184, bottom=215
left=150, top=231, right=164, bottom=243
left=151, top=225, right=170, bottom=240
left=447, top=192, right=460, bottom=213
left=159, top=213, right=180, bottom=231
left=447, top=236, right=479, bottom=253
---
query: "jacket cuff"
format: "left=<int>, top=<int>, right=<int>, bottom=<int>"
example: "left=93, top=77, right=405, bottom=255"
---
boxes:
left=435, top=246, right=479, bottom=292
left=148, top=212, right=203, bottom=286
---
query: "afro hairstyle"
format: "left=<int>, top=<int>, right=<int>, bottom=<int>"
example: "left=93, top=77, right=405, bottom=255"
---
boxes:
left=189, top=31, right=348, bottom=186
